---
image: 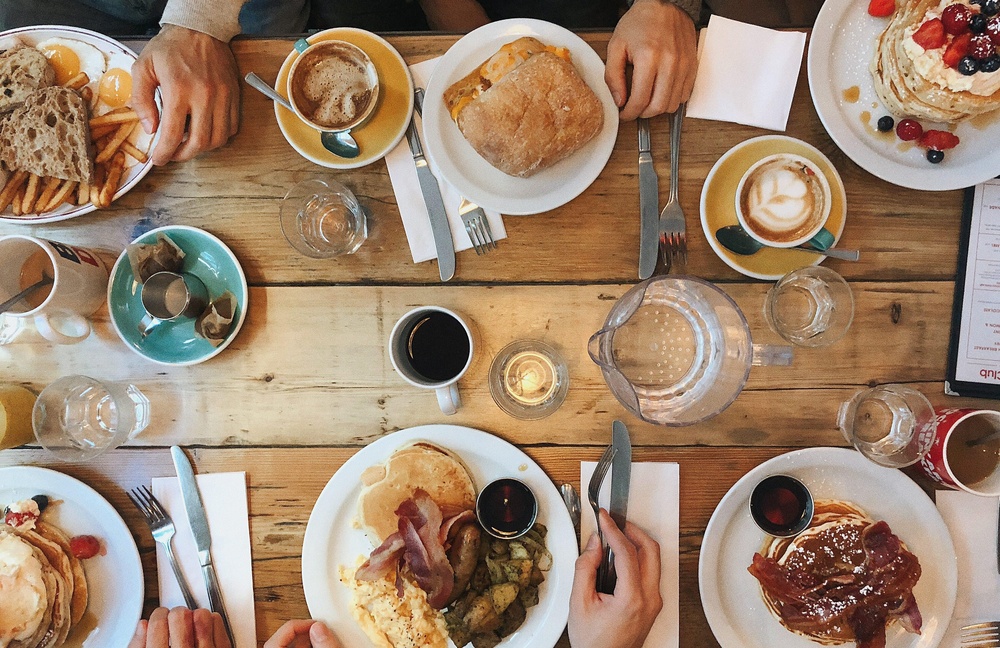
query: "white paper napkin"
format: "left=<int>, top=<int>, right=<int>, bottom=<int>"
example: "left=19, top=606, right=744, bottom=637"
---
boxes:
left=581, top=462, right=680, bottom=648
left=151, top=473, right=256, bottom=648
left=686, top=16, right=806, bottom=131
left=938, top=491, right=1000, bottom=646
left=385, top=57, right=507, bottom=264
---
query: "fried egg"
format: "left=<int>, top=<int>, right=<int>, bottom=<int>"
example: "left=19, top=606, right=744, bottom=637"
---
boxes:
left=0, top=532, right=48, bottom=646
left=36, top=37, right=106, bottom=88
left=97, top=50, right=134, bottom=112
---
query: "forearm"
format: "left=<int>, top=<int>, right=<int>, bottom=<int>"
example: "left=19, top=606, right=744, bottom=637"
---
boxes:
left=417, top=0, right=490, bottom=31
left=159, top=0, right=249, bottom=42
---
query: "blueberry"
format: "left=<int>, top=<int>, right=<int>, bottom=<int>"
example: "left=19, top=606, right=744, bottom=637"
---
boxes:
left=31, top=495, right=48, bottom=513
left=971, top=13, right=989, bottom=32
left=959, top=56, right=980, bottom=75
left=984, top=0, right=999, bottom=16
left=982, top=55, right=1000, bottom=72
left=971, top=0, right=984, bottom=5
left=927, top=149, right=945, bottom=164
left=876, top=115, right=895, bottom=132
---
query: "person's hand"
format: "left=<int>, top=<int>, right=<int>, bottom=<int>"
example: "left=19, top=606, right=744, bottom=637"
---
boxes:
left=127, top=607, right=232, bottom=648
left=605, top=0, right=697, bottom=120
left=131, top=24, right=241, bottom=165
left=264, top=620, right=343, bottom=648
left=568, top=509, right=663, bottom=648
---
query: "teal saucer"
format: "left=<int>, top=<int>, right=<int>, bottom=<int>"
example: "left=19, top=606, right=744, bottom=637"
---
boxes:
left=108, top=226, right=248, bottom=365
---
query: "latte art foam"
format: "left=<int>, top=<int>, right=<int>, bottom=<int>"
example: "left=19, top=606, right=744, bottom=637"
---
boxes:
left=738, top=157, right=829, bottom=244
left=289, top=42, right=377, bottom=130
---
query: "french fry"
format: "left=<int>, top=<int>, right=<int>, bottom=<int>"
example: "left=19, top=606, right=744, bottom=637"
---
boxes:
left=20, top=174, right=40, bottom=213
left=98, top=153, right=125, bottom=208
left=36, top=177, right=62, bottom=211
left=90, top=124, right=116, bottom=140
left=77, top=181, right=89, bottom=205
left=88, top=108, right=139, bottom=129
left=43, top=180, right=77, bottom=212
left=0, top=170, right=29, bottom=212
left=80, top=86, right=93, bottom=103
left=64, top=72, right=90, bottom=90
left=96, top=121, right=135, bottom=164
left=120, top=141, right=148, bottom=164
left=11, top=187, right=25, bottom=216
left=89, top=165, right=104, bottom=206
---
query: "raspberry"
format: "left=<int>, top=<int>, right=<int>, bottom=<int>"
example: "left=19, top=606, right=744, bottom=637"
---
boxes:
left=919, top=129, right=961, bottom=150
left=942, top=3, right=973, bottom=34
left=868, top=0, right=896, bottom=17
left=971, top=33, right=998, bottom=59
left=944, top=32, right=974, bottom=66
left=988, top=16, right=1000, bottom=44
left=69, top=535, right=101, bottom=559
left=913, top=18, right=948, bottom=49
left=3, top=510, right=37, bottom=528
left=896, top=118, right=923, bottom=141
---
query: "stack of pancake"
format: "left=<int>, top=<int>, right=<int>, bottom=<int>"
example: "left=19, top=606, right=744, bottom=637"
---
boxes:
left=0, top=521, right=88, bottom=648
left=871, top=0, right=1000, bottom=121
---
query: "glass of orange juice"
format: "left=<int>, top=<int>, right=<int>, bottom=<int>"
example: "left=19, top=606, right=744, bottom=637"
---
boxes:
left=0, top=384, right=37, bottom=450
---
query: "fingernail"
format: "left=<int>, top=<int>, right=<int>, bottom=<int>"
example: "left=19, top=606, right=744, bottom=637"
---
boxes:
left=612, top=91, right=622, bottom=106
left=312, top=622, right=332, bottom=639
left=134, top=622, right=144, bottom=637
left=586, top=533, right=599, bottom=550
left=141, top=118, right=153, bottom=134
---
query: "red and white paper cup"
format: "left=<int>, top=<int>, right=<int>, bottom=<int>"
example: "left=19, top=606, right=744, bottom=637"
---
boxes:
left=916, top=408, right=1000, bottom=496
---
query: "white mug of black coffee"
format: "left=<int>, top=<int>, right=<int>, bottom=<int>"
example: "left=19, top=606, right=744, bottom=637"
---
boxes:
left=389, top=306, right=473, bottom=415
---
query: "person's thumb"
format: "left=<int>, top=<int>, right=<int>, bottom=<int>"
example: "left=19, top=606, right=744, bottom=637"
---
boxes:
left=571, top=531, right=602, bottom=597
left=129, top=56, right=160, bottom=135
left=127, top=620, right=147, bottom=648
left=309, top=622, right=343, bottom=648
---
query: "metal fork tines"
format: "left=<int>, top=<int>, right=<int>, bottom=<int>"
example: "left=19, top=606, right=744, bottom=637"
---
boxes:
left=127, top=485, right=197, bottom=609
left=659, top=103, right=687, bottom=267
left=458, top=198, right=496, bottom=255
left=964, top=622, right=1000, bottom=648
left=587, top=444, right=617, bottom=590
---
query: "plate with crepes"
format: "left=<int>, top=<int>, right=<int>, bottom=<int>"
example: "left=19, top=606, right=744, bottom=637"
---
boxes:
left=699, top=447, right=957, bottom=648
left=301, top=425, right=577, bottom=648
left=809, top=0, right=1000, bottom=191
left=0, top=465, right=144, bottom=648
left=421, top=19, right=619, bottom=215
left=0, top=25, right=158, bottom=224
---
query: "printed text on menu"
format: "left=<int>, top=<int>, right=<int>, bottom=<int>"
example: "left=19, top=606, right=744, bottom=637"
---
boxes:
left=957, top=178, right=1000, bottom=385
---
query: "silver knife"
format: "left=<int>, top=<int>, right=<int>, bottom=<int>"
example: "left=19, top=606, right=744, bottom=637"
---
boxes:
left=599, top=420, right=632, bottom=594
left=408, top=89, right=455, bottom=282
left=171, top=446, right=236, bottom=647
left=637, top=118, right=659, bottom=280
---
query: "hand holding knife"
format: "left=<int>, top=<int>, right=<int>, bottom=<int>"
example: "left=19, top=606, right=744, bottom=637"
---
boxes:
left=598, top=420, right=632, bottom=594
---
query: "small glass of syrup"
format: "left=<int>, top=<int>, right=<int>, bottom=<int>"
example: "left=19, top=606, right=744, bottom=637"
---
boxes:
left=475, top=478, right=538, bottom=540
left=748, top=474, right=814, bottom=537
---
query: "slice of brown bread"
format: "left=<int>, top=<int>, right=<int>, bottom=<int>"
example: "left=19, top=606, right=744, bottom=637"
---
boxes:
left=0, top=46, right=55, bottom=114
left=0, top=86, right=94, bottom=184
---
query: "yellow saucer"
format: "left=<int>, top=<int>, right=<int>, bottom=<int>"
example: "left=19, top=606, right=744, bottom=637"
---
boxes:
left=700, top=135, right=847, bottom=280
left=275, top=28, right=414, bottom=169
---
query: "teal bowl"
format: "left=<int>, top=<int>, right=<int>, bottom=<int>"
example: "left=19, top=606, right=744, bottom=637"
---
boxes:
left=108, top=226, right=248, bottom=365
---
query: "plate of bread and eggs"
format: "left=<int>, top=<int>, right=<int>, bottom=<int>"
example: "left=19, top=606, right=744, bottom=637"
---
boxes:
left=0, top=25, right=159, bottom=223
left=422, top=19, right=619, bottom=215
left=302, top=425, right=576, bottom=648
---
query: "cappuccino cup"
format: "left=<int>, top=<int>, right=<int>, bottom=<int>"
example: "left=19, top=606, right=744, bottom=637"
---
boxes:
left=735, top=154, right=834, bottom=250
left=287, top=38, right=379, bottom=133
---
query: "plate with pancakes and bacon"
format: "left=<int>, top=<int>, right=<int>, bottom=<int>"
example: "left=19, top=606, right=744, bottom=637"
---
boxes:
left=699, top=447, right=957, bottom=648
left=421, top=19, right=619, bottom=215
left=301, top=425, right=576, bottom=648
left=0, top=465, right=143, bottom=648
left=809, top=0, right=1000, bottom=191
left=0, top=25, right=158, bottom=223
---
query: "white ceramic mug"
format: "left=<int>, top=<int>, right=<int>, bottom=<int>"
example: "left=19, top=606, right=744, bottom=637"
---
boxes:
left=0, top=235, right=109, bottom=344
left=388, top=306, right=473, bottom=415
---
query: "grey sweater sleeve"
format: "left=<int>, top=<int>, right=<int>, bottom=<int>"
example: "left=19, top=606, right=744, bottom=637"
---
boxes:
left=159, top=0, right=249, bottom=42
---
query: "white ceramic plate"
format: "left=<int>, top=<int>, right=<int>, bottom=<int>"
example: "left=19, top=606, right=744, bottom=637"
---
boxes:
left=0, top=25, right=159, bottom=224
left=699, top=447, right=957, bottom=648
left=301, top=425, right=577, bottom=648
left=808, top=0, right=1000, bottom=191
left=0, top=466, right=144, bottom=647
left=422, top=19, right=619, bottom=215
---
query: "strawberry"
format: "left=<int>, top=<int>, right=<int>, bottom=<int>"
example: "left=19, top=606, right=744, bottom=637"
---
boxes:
left=913, top=18, right=948, bottom=49
left=69, top=535, right=102, bottom=559
left=919, top=129, right=960, bottom=150
left=868, top=0, right=895, bottom=17
left=944, top=33, right=974, bottom=67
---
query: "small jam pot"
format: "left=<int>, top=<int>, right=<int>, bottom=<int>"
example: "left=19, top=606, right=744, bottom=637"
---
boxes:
left=475, top=478, right=538, bottom=540
left=749, top=474, right=814, bottom=537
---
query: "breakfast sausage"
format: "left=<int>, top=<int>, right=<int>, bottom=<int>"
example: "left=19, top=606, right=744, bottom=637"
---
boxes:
left=446, top=522, right=482, bottom=605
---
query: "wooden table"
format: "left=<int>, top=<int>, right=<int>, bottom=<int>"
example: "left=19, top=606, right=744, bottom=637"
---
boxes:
left=0, top=32, right=992, bottom=647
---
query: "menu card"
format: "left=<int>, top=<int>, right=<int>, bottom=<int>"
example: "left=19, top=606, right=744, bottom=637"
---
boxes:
left=947, top=178, right=1000, bottom=398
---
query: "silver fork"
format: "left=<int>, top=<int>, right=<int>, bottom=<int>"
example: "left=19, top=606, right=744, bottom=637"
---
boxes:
left=458, top=198, right=497, bottom=255
left=587, top=444, right=617, bottom=591
left=127, top=485, right=197, bottom=609
left=964, top=622, right=1000, bottom=647
left=659, top=103, right=687, bottom=267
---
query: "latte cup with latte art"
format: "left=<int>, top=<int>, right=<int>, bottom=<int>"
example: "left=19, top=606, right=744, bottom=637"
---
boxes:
left=735, top=154, right=834, bottom=250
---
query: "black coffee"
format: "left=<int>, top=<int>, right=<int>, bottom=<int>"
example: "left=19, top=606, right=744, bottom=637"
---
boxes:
left=405, top=311, right=470, bottom=382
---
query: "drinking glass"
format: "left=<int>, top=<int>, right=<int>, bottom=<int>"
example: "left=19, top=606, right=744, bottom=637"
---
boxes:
left=837, top=384, right=935, bottom=468
left=32, top=375, right=151, bottom=461
left=489, top=340, right=569, bottom=420
left=764, top=266, right=854, bottom=347
left=279, top=179, right=368, bottom=258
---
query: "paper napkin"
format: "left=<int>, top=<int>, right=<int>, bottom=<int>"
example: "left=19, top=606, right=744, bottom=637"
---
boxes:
left=686, top=16, right=807, bottom=131
left=581, top=462, right=680, bottom=648
left=938, top=491, right=1000, bottom=645
left=151, top=472, right=256, bottom=648
left=384, top=57, right=507, bottom=264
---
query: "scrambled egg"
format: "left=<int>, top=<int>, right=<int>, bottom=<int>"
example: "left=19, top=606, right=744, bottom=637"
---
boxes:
left=340, top=564, right=448, bottom=648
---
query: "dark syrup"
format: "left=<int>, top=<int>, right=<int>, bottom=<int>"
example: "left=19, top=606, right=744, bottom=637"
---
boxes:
left=749, top=475, right=814, bottom=537
left=476, top=478, right=538, bottom=539
left=405, top=311, right=470, bottom=382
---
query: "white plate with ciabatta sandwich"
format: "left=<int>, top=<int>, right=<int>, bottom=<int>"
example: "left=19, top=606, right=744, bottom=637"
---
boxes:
left=301, top=425, right=577, bottom=648
left=421, top=19, right=619, bottom=215
left=0, top=25, right=159, bottom=224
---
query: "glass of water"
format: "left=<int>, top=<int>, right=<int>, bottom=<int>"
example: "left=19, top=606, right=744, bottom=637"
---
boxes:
left=764, top=266, right=854, bottom=347
left=837, top=384, right=935, bottom=468
left=279, top=178, right=368, bottom=259
left=32, top=375, right=150, bottom=462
